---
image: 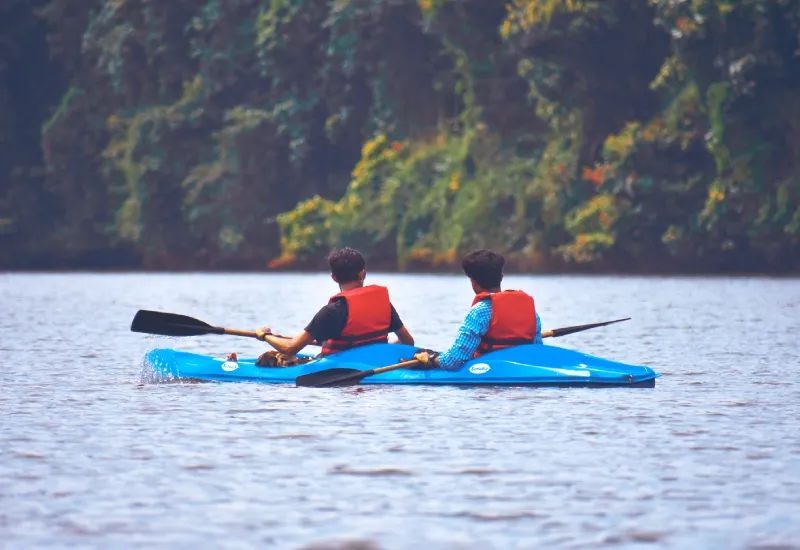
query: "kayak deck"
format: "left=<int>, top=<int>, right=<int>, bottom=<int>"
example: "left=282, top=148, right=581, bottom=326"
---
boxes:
left=144, top=343, right=659, bottom=387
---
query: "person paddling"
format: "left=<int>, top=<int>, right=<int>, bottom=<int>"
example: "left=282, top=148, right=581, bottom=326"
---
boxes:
left=227, top=247, right=415, bottom=367
left=413, top=249, right=542, bottom=370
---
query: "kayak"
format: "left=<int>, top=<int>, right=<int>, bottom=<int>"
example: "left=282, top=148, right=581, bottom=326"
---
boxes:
left=144, top=343, right=659, bottom=387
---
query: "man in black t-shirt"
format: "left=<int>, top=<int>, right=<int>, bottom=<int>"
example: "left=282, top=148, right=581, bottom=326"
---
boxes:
left=303, top=295, right=407, bottom=346
left=226, top=247, right=414, bottom=367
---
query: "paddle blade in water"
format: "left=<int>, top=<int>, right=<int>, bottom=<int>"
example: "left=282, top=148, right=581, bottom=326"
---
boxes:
left=295, top=368, right=365, bottom=388
left=130, top=310, right=223, bottom=337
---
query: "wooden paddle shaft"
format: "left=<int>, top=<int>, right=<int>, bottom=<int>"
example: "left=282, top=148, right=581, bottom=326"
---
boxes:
left=222, top=328, right=295, bottom=339
left=222, top=328, right=259, bottom=338
left=222, top=328, right=322, bottom=347
left=371, top=359, right=421, bottom=375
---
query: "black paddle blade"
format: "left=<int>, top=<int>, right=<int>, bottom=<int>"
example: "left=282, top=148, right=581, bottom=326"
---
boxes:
left=130, top=310, right=224, bottom=337
left=295, top=367, right=367, bottom=388
left=549, top=317, right=630, bottom=338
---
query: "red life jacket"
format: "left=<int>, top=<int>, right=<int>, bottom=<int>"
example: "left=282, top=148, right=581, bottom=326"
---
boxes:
left=321, top=285, right=392, bottom=355
left=472, top=290, right=536, bottom=356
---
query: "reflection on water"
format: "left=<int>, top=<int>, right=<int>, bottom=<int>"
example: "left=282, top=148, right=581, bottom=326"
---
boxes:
left=1, top=273, right=799, bottom=549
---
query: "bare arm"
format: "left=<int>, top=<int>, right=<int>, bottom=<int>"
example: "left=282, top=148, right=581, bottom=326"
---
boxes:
left=261, top=330, right=316, bottom=356
left=394, top=325, right=414, bottom=346
left=226, top=330, right=318, bottom=361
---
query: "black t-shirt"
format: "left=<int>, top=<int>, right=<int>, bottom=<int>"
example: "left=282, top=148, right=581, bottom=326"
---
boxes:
left=304, top=298, right=404, bottom=343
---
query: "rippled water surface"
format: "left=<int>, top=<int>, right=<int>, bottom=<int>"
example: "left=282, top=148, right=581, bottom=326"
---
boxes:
left=1, top=273, right=799, bottom=549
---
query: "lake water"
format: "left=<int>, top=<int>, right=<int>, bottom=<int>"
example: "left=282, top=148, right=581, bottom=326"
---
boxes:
left=1, top=273, right=799, bottom=549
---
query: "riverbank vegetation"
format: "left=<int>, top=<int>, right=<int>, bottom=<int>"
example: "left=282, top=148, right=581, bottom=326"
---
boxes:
left=2, top=0, right=799, bottom=272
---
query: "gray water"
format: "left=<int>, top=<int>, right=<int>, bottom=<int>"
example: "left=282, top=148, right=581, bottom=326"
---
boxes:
left=1, top=273, right=799, bottom=550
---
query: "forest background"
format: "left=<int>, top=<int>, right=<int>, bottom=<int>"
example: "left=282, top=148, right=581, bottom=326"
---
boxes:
left=2, top=0, right=800, bottom=274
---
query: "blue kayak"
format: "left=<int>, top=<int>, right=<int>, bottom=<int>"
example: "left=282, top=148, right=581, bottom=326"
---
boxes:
left=144, top=343, right=659, bottom=387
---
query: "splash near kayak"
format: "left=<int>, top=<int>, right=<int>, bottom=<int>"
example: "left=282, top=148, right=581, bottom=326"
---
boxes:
left=144, top=343, right=659, bottom=388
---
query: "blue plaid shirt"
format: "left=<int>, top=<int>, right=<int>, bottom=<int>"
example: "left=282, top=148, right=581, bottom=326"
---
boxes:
left=437, top=299, right=542, bottom=371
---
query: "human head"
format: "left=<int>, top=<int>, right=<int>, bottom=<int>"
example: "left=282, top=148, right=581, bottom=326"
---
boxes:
left=461, top=249, right=504, bottom=293
left=328, top=247, right=366, bottom=285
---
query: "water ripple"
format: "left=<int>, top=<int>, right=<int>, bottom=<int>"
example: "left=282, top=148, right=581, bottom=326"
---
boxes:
left=1, top=273, right=799, bottom=549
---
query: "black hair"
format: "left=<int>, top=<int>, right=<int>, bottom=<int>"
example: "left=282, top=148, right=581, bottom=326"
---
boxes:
left=328, top=247, right=366, bottom=283
left=462, top=249, right=504, bottom=289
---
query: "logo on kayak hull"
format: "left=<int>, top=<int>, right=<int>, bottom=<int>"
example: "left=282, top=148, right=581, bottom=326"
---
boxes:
left=549, top=368, right=590, bottom=377
left=468, top=363, right=491, bottom=375
left=221, top=361, right=239, bottom=372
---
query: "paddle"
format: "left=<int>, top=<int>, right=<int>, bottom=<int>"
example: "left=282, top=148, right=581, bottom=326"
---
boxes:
left=296, top=317, right=632, bottom=388
left=129, top=309, right=318, bottom=343
left=295, top=359, right=421, bottom=388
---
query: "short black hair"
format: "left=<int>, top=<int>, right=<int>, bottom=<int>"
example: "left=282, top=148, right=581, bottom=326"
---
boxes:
left=462, top=249, right=504, bottom=289
left=328, top=247, right=366, bottom=283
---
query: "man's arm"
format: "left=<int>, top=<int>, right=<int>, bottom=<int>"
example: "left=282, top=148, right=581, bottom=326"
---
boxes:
left=534, top=312, right=543, bottom=344
left=260, top=330, right=316, bottom=356
left=225, top=330, right=315, bottom=361
left=394, top=325, right=414, bottom=345
left=249, top=302, right=338, bottom=356
left=422, top=301, right=491, bottom=371
left=388, top=304, right=414, bottom=345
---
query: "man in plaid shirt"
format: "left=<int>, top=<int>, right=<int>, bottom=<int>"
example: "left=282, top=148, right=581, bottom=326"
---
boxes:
left=414, top=250, right=542, bottom=370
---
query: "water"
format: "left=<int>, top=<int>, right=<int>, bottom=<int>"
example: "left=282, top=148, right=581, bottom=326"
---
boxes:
left=1, top=273, right=799, bottom=549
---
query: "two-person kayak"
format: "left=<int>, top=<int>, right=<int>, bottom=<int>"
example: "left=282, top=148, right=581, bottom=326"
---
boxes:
left=144, top=343, right=659, bottom=387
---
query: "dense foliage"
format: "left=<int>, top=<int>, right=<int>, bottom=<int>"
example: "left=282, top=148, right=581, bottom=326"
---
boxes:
left=2, top=0, right=799, bottom=271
